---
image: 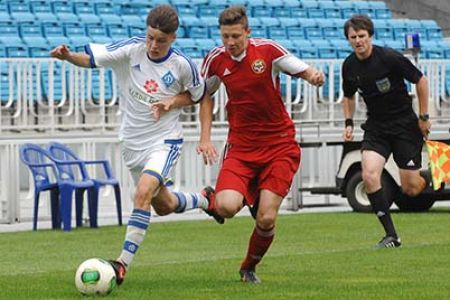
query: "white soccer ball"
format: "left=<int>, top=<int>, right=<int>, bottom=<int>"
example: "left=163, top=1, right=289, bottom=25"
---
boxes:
left=75, top=258, right=117, bottom=296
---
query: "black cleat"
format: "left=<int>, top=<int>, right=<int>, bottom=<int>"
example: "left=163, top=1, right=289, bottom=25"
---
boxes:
left=375, top=236, right=402, bottom=249
left=108, top=260, right=127, bottom=286
left=239, top=269, right=261, bottom=284
left=201, top=186, right=225, bottom=224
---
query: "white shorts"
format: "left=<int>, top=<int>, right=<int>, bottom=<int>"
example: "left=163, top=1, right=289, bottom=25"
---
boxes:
left=121, top=138, right=183, bottom=186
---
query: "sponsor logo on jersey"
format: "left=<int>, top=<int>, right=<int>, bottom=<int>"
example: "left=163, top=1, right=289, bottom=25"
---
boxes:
left=375, top=77, right=391, bottom=93
left=251, top=59, right=266, bottom=74
left=144, top=79, right=159, bottom=94
left=128, top=87, right=158, bottom=104
left=162, top=71, right=176, bottom=88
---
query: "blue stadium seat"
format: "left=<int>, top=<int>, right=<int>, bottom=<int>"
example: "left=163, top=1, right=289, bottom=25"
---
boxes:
left=311, top=40, right=337, bottom=59
left=404, top=19, right=427, bottom=41
left=20, top=21, right=48, bottom=48
left=30, top=0, right=57, bottom=22
left=52, top=0, right=79, bottom=22
left=86, top=23, right=108, bottom=40
left=200, top=16, right=219, bottom=39
left=107, top=24, right=130, bottom=39
left=302, top=0, right=325, bottom=19
left=294, top=39, right=318, bottom=58
left=94, top=2, right=118, bottom=16
left=371, top=1, right=392, bottom=19
left=421, top=40, right=443, bottom=59
left=352, top=1, right=374, bottom=18
left=175, top=5, right=198, bottom=17
left=319, top=19, right=340, bottom=40
left=174, top=38, right=202, bottom=59
left=129, top=25, right=145, bottom=37
left=197, top=5, right=225, bottom=18
left=271, top=0, right=292, bottom=17
left=0, top=20, right=20, bottom=38
left=291, top=7, right=307, bottom=18
left=421, top=20, right=443, bottom=40
left=99, top=14, right=122, bottom=25
left=335, top=1, right=356, bottom=19
left=388, top=19, right=408, bottom=41
left=373, top=19, right=393, bottom=40
left=437, top=40, right=450, bottom=59
left=63, top=22, right=87, bottom=39
left=121, top=15, right=143, bottom=27
left=196, top=38, right=216, bottom=56
left=74, top=1, right=100, bottom=24
left=286, top=25, right=305, bottom=40
left=91, top=69, right=113, bottom=102
left=320, top=1, right=341, bottom=19
left=383, top=39, right=404, bottom=51
left=6, top=45, right=29, bottom=57
left=8, top=0, right=36, bottom=22
left=29, top=46, right=50, bottom=58
left=330, top=39, right=352, bottom=58
left=251, top=0, right=272, bottom=18
left=299, top=19, right=322, bottom=40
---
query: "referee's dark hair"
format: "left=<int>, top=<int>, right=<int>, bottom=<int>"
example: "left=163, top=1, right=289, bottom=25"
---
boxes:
left=344, top=14, right=374, bottom=39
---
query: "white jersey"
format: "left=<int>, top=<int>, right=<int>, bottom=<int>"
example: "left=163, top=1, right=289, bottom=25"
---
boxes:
left=86, top=37, right=206, bottom=150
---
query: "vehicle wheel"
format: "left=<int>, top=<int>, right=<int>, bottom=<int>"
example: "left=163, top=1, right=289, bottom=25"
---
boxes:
left=346, top=171, right=398, bottom=212
left=393, top=194, right=435, bottom=212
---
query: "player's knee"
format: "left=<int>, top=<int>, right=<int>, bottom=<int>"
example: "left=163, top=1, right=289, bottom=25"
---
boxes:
left=215, top=199, right=240, bottom=218
left=362, top=171, right=379, bottom=190
left=134, top=185, right=157, bottom=208
left=256, top=212, right=276, bottom=229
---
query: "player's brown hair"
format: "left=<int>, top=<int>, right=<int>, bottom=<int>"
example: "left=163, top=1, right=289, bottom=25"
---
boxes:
left=218, top=6, right=249, bottom=29
left=146, top=5, right=179, bottom=34
left=344, top=14, right=374, bottom=39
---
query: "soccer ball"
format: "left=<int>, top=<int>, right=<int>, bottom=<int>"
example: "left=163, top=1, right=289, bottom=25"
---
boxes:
left=75, top=258, right=117, bottom=296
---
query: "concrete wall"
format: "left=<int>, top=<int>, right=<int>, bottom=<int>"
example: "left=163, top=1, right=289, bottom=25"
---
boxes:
left=384, top=0, right=450, bottom=37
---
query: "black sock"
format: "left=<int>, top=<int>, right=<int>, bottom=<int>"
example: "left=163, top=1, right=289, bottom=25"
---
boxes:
left=367, top=188, right=398, bottom=238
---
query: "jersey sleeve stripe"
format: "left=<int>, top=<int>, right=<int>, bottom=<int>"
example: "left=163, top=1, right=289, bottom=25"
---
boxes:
left=201, top=47, right=223, bottom=77
left=106, top=36, right=146, bottom=52
left=84, top=44, right=97, bottom=68
left=172, top=48, right=200, bottom=86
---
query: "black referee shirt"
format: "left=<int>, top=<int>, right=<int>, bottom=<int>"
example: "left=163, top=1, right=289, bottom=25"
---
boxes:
left=342, top=45, right=423, bottom=121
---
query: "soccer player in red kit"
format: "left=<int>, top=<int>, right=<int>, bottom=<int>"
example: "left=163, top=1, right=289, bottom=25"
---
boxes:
left=198, top=6, right=325, bottom=284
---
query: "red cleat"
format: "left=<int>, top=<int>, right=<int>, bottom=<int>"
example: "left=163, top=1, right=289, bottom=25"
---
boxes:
left=108, top=260, right=127, bottom=286
left=201, top=186, right=225, bottom=224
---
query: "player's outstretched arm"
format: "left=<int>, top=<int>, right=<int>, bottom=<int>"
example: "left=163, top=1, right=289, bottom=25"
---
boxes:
left=50, top=45, right=91, bottom=68
left=197, top=94, right=218, bottom=165
left=297, top=67, right=325, bottom=86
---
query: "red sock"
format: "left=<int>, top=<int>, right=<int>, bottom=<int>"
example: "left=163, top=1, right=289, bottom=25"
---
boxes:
left=240, top=225, right=275, bottom=271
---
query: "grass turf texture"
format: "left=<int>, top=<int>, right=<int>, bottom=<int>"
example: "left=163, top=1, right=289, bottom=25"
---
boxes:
left=1, top=210, right=450, bottom=299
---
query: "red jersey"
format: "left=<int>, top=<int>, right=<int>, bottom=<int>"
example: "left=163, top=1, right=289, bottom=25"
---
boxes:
left=201, top=38, right=308, bottom=147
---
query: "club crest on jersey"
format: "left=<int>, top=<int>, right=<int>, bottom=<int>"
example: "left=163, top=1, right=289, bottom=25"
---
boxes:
left=251, top=59, right=266, bottom=74
left=144, top=79, right=158, bottom=94
left=162, top=71, right=176, bottom=88
left=375, top=77, right=391, bottom=93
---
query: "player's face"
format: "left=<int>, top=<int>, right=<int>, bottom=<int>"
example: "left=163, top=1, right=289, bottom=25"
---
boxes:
left=220, top=23, right=250, bottom=57
left=146, top=27, right=176, bottom=60
left=347, top=27, right=373, bottom=59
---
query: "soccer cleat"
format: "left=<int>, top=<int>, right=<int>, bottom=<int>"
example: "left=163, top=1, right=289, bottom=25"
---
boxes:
left=375, top=236, right=402, bottom=248
left=108, top=260, right=127, bottom=286
left=239, top=269, right=261, bottom=284
left=201, top=186, right=225, bottom=224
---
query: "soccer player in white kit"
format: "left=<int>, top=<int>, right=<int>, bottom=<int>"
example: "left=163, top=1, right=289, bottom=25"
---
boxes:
left=50, top=5, right=221, bottom=285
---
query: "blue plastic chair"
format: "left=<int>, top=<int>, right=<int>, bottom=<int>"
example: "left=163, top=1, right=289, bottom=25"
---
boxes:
left=19, top=143, right=60, bottom=231
left=47, top=142, right=122, bottom=228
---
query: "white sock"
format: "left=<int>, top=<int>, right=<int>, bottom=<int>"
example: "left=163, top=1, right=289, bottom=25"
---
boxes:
left=119, top=208, right=151, bottom=268
left=173, top=192, right=208, bottom=213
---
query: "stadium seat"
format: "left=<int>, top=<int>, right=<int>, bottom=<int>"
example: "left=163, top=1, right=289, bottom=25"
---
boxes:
left=107, top=23, right=130, bottom=39
left=437, top=40, right=450, bottom=59
left=373, top=19, right=393, bottom=40
left=352, top=1, right=374, bottom=18
left=29, top=46, right=50, bottom=58
left=302, top=0, right=325, bottom=19
left=294, top=39, right=318, bottom=58
left=198, top=5, right=225, bottom=18
left=335, top=1, right=356, bottom=19
left=8, top=0, right=36, bottom=22
left=19, top=143, right=62, bottom=231
left=30, top=0, right=57, bottom=22
left=52, top=0, right=79, bottom=23
left=299, top=19, right=322, bottom=40
left=200, top=16, right=219, bottom=39
left=320, top=1, right=342, bottom=19
left=74, top=1, right=100, bottom=24
left=319, top=19, right=341, bottom=40
left=47, top=141, right=122, bottom=230
left=330, top=39, right=352, bottom=59
left=371, top=1, right=392, bottom=19
left=272, top=0, right=292, bottom=18
left=388, top=19, right=408, bottom=41
left=121, top=15, right=143, bottom=27
left=291, top=7, right=307, bottom=18
left=175, top=5, right=198, bottom=17
left=404, top=19, right=427, bottom=41
left=196, top=38, right=216, bottom=56
left=421, top=20, right=443, bottom=40
left=421, top=40, right=443, bottom=59
left=129, top=25, right=145, bottom=37
left=311, top=40, right=337, bottom=59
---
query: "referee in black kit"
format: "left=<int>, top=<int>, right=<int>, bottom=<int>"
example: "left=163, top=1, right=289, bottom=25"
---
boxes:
left=341, top=15, right=432, bottom=248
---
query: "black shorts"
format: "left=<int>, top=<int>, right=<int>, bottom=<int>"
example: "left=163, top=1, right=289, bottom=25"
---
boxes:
left=361, top=115, right=424, bottom=170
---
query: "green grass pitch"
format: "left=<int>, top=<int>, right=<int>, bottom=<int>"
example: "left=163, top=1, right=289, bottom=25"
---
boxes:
left=1, top=210, right=450, bottom=299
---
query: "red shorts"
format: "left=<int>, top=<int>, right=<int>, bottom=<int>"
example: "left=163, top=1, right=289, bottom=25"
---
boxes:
left=215, top=142, right=301, bottom=206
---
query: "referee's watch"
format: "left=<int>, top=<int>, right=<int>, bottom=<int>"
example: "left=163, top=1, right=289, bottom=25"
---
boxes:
left=419, top=114, right=430, bottom=121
